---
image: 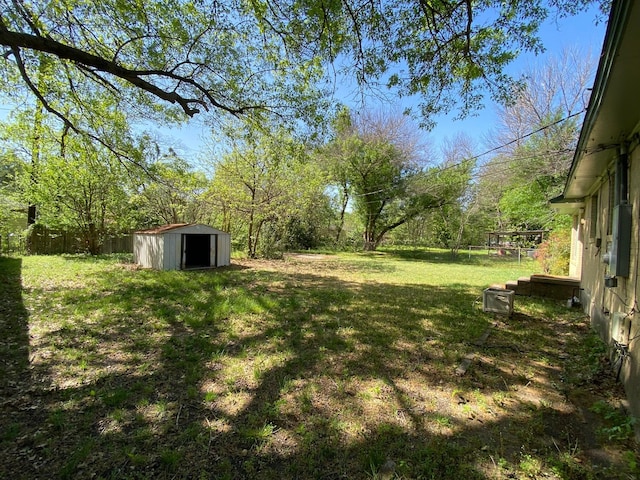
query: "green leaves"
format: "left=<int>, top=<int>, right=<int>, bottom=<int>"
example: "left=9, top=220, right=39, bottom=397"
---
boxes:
left=321, top=109, right=457, bottom=250
left=0, top=151, right=25, bottom=237
left=132, top=152, right=209, bottom=226
left=209, top=121, right=326, bottom=257
left=27, top=138, right=131, bottom=227
left=498, top=182, right=551, bottom=231
left=1, top=0, right=604, bottom=134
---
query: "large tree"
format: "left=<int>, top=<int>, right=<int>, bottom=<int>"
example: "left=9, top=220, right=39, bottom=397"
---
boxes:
left=323, top=109, right=460, bottom=251
left=1, top=87, right=158, bottom=244
left=209, top=123, right=326, bottom=257
left=23, top=135, right=137, bottom=254
left=0, top=0, right=608, bottom=134
left=0, top=0, right=324, bottom=121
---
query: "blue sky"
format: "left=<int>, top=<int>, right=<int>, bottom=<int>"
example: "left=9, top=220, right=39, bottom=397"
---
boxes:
left=154, top=4, right=608, bottom=164
left=0, top=5, right=606, bottom=164
left=423, top=4, right=608, bottom=149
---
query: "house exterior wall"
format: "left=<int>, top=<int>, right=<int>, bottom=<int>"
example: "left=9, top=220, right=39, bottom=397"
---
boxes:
left=579, top=143, right=640, bottom=423
left=569, top=214, right=583, bottom=278
left=133, top=234, right=164, bottom=270
left=620, top=143, right=640, bottom=420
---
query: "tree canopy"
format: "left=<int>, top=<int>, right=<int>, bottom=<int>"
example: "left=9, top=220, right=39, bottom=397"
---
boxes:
left=0, top=0, right=608, bottom=131
left=209, top=122, right=326, bottom=257
left=321, top=109, right=474, bottom=250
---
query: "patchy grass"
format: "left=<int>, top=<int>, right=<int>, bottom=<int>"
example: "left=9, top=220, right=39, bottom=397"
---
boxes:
left=0, top=250, right=637, bottom=479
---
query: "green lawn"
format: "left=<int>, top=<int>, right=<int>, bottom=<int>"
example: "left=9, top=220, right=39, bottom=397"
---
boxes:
left=0, top=250, right=636, bottom=479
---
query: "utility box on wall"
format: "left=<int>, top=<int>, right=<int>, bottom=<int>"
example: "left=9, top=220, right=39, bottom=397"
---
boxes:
left=610, top=311, right=629, bottom=344
left=483, top=288, right=515, bottom=316
left=610, top=204, right=632, bottom=277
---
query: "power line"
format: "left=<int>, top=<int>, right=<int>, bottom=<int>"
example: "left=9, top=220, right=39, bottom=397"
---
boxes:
left=349, top=147, right=573, bottom=198
left=438, top=109, right=586, bottom=174
left=334, top=109, right=584, bottom=200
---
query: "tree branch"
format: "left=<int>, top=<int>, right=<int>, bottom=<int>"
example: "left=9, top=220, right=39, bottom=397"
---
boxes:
left=464, top=0, right=473, bottom=57
left=8, top=42, right=78, bottom=133
left=11, top=0, right=41, bottom=36
left=0, top=27, right=256, bottom=117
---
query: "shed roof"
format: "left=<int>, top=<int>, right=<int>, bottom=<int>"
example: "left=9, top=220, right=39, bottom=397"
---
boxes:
left=135, top=223, right=230, bottom=235
left=135, top=223, right=191, bottom=234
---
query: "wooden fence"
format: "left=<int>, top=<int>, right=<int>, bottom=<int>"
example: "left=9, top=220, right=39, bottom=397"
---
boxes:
left=1, top=228, right=133, bottom=255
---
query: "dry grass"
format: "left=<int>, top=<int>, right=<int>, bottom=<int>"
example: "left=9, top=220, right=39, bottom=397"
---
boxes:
left=0, top=250, right=637, bottom=479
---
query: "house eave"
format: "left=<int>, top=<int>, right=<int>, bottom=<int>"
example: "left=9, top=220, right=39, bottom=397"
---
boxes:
left=563, top=0, right=640, bottom=200
left=549, top=195, right=585, bottom=215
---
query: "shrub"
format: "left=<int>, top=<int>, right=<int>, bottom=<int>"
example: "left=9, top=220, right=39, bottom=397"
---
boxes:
left=535, top=229, right=571, bottom=275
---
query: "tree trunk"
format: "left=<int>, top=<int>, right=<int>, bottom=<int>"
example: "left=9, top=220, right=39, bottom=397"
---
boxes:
left=335, top=186, right=349, bottom=244
left=86, top=222, right=100, bottom=255
left=252, top=220, right=264, bottom=258
left=247, top=216, right=255, bottom=258
left=26, top=102, right=43, bottom=253
left=247, top=187, right=257, bottom=258
left=26, top=57, right=49, bottom=253
left=363, top=225, right=377, bottom=251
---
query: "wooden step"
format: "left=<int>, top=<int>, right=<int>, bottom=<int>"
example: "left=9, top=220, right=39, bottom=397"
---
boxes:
left=505, top=278, right=530, bottom=296
left=529, top=275, right=580, bottom=300
left=502, top=275, right=580, bottom=300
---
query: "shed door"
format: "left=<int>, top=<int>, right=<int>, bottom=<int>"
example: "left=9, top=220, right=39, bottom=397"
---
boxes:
left=182, top=234, right=211, bottom=269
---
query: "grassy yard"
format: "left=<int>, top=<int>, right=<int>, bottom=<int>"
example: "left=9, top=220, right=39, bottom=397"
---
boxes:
left=0, top=250, right=637, bottom=479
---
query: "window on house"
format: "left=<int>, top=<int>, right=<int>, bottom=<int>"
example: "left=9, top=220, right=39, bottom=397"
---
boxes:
left=589, top=194, right=598, bottom=240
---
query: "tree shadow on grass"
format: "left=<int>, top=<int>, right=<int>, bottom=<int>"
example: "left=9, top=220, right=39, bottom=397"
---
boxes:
left=0, top=257, right=44, bottom=471
left=0, top=255, right=30, bottom=399
left=0, top=257, right=634, bottom=479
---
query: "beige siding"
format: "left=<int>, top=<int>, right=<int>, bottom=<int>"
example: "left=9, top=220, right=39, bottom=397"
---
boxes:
left=579, top=144, right=639, bottom=423
left=216, top=233, right=231, bottom=267
left=581, top=178, right=610, bottom=339
left=569, top=214, right=583, bottom=278
left=164, top=233, right=182, bottom=270
left=622, top=144, right=640, bottom=420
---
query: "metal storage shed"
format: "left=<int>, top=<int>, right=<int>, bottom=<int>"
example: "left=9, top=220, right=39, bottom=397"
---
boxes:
left=133, top=223, right=231, bottom=270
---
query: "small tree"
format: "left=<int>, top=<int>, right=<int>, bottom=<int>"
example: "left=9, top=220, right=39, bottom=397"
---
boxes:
left=209, top=123, right=326, bottom=258
left=535, top=230, right=571, bottom=275
left=133, top=151, right=209, bottom=227
left=25, top=138, right=135, bottom=254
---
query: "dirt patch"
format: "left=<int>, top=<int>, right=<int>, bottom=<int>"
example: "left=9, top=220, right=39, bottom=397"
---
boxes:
left=286, top=253, right=331, bottom=260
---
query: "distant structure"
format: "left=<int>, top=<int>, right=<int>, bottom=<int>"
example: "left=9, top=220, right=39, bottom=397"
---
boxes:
left=486, top=230, right=546, bottom=255
left=133, top=223, right=231, bottom=270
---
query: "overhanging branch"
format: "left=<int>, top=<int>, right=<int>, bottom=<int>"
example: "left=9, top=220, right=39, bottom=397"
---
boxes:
left=0, top=27, right=252, bottom=117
